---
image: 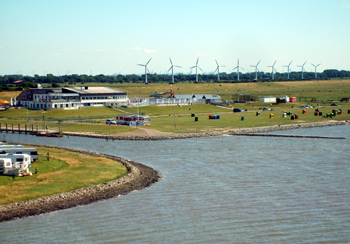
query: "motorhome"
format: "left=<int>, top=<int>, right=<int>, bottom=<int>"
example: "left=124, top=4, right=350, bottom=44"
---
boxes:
left=0, top=145, right=25, bottom=150
left=0, top=153, right=32, bottom=168
left=0, top=148, right=38, bottom=161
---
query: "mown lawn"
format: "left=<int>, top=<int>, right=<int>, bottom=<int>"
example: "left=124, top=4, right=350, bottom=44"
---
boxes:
left=0, top=147, right=128, bottom=204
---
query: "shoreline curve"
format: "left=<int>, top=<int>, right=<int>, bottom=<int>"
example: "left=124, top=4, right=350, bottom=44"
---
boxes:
left=62, top=120, right=349, bottom=141
left=0, top=145, right=160, bottom=223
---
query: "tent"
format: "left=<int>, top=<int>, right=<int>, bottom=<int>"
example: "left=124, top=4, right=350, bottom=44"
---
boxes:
left=0, top=100, right=10, bottom=104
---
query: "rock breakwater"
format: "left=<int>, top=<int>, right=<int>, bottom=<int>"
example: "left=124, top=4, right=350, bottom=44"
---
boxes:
left=0, top=145, right=160, bottom=222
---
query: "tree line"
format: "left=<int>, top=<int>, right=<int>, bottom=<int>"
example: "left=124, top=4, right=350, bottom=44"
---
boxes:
left=0, top=69, right=349, bottom=92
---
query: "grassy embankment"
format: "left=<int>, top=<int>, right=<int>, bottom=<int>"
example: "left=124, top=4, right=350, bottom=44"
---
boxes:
left=0, top=147, right=128, bottom=205
left=1, top=80, right=349, bottom=134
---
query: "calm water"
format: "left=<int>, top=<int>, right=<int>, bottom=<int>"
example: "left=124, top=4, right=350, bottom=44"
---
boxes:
left=1, top=125, right=349, bottom=243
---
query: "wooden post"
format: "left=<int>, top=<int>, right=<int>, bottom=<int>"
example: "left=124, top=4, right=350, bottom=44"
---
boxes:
left=18, top=124, right=20, bottom=133
left=25, top=124, right=27, bottom=133
left=6, top=123, right=8, bottom=133
left=12, top=123, right=14, bottom=133
left=32, top=124, right=34, bottom=133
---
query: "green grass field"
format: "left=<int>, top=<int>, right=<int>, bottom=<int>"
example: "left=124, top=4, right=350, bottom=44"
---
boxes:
left=1, top=80, right=349, bottom=134
left=0, top=147, right=128, bottom=204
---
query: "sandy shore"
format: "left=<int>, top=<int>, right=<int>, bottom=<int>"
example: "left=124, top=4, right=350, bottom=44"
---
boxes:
left=0, top=146, right=160, bottom=222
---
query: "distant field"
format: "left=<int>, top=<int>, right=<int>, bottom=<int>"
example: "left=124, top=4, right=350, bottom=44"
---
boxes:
left=1, top=80, right=349, bottom=134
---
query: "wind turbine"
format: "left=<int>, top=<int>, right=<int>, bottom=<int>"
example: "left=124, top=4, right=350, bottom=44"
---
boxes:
left=214, top=59, right=225, bottom=81
left=311, top=63, right=321, bottom=78
left=250, top=60, right=261, bottom=81
left=282, top=61, right=293, bottom=79
left=297, top=61, right=307, bottom=79
left=138, top=58, right=152, bottom=84
left=167, top=57, right=181, bottom=84
left=190, top=57, right=203, bottom=83
left=267, top=60, right=277, bottom=80
left=232, top=59, right=244, bottom=81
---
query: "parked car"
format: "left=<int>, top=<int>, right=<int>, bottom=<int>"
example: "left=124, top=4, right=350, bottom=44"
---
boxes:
left=106, top=119, right=117, bottom=125
left=331, top=103, right=339, bottom=106
left=262, top=107, right=270, bottom=111
left=233, top=108, right=244, bottom=113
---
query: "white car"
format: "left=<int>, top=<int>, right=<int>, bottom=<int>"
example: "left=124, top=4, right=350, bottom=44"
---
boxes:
left=106, top=119, right=116, bottom=125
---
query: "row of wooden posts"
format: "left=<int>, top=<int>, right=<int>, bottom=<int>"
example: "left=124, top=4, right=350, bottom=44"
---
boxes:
left=0, top=123, right=60, bottom=134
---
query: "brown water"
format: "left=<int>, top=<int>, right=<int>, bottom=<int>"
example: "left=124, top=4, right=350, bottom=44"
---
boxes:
left=1, top=125, right=349, bottom=243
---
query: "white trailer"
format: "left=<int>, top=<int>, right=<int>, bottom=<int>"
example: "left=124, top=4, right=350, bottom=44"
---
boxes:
left=0, top=158, right=31, bottom=176
left=0, top=145, right=25, bottom=150
left=0, top=148, right=38, bottom=161
left=0, top=153, right=32, bottom=168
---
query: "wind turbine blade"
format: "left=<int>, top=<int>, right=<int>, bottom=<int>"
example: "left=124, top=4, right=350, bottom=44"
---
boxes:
left=190, top=66, right=196, bottom=69
left=273, top=60, right=277, bottom=66
left=232, top=67, right=238, bottom=71
left=257, top=60, right=261, bottom=66
left=175, top=65, right=182, bottom=68
left=198, top=67, right=203, bottom=72
left=214, top=67, right=218, bottom=73
left=250, top=65, right=256, bottom=67
left=311, top=63, right=315, bottom=67
left=146, top=58, right=152, bottom=65
left=138, top=64, right=145, bottom=66
left=303, top=61, right=307, bottom=66
left=241, top=67, right=245, bottom=70
left=169, top=57, right=173, bottom=65
left=167, top=66, right=172, bottom=73
left=289, top=60, right=293, bottom=66
left=196, top=57, right=199, bottom=65
left=317, top=63, right=321, bottom=66
left=215, top=59, right=219, bottom=66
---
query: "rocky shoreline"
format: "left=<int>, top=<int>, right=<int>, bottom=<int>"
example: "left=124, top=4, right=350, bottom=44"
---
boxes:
left=0, top=145, right=160, bottom=222
left=63, top=120, right=349, bottom=141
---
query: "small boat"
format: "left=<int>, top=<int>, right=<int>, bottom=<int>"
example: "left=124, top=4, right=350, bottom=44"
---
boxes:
left=46, top=132, right=63, bottom=137
left=36, top=132, right=47, bottom=137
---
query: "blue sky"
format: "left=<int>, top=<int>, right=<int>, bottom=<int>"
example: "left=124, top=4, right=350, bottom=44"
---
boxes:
left=1, top=0, right=349, bottom=76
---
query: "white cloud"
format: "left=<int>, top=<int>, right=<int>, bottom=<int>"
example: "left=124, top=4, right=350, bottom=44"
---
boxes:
left=144, top=49, right=157, bottom=53
left=130, top=47, right=157, bottom=53
left=0, top=46, right=4, bottom=49
left=131, top=47, right=142, bottom=51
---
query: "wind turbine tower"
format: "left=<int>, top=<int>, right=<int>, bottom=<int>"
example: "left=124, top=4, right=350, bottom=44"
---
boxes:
left=267, top=60, right=277, bottom=80
left=138, top=58, right=152, bottom=84
left=190, top=57, right=203, bottom=83
left=297, top=61, right=307, bottom=79
left=214, top=59, right=225, bottom=81
left=167, top=58, right=181, bottom=84
left=250, top=60, right=261, bottom=81
left=232, top=59, right=244, bottom=81
left=282, top=61, right=293, bottom=80
left=311, top=63, right=321, bottom=78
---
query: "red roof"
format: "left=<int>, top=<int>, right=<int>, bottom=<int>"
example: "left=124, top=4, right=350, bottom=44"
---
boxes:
left=13, top=80, right=23, bottom=84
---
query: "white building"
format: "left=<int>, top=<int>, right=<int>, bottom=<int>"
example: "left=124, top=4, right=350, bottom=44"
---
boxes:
left=17, top=86, right=129, bottom=110
left=261, top=96, right=276, bottom=103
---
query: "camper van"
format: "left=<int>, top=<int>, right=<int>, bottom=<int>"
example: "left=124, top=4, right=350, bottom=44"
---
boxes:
left=0, top=145, right=25, bottom=150
left=0, top=148, right=38, bottom=161
left=0, top=153, right=32, bottom=168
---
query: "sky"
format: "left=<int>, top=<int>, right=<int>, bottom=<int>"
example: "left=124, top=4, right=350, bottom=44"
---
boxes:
left=1, top=0, right=350, bottom=76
